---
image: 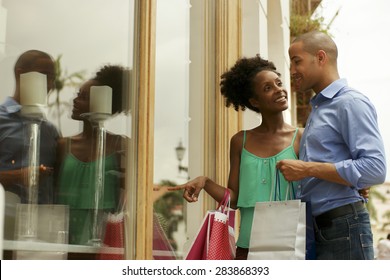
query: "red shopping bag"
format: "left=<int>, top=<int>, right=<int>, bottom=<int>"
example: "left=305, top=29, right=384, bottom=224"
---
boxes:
left=153, top=213, right=177, bottom=260
left=185, top=189, right=236, bottom=260
left=207, top=211, right=234, bottom=260
left=185, top=211, right=210, bottom=260
left=97, top=212, right=124, bottom=260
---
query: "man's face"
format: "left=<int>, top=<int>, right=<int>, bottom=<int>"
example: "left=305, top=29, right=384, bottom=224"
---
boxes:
left=289, top=41, right=318, bottom=92
left=33, top=57, right=56, bottom=92
left=22, top=57, right=56, bottom=93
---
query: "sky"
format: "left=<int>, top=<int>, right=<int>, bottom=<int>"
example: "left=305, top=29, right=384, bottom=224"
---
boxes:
left=317, top=0, right=390, bottom=181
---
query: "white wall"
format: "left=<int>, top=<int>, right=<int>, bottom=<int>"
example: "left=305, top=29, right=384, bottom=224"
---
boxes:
left=242, top=0, right=291, bottom=130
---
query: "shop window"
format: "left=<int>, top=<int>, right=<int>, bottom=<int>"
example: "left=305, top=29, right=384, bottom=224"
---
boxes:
left=0, top=0, right=135, bottom=260
left=153, top=0, right=190, bottom=260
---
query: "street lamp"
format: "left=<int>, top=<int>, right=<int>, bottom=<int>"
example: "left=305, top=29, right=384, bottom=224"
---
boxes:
left=175, top=140, right=188, bottom=173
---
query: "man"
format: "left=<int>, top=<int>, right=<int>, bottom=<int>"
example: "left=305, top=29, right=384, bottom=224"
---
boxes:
left=277, top=31, right=386, bottom=260
left=0, top=50, right=60, bottom=204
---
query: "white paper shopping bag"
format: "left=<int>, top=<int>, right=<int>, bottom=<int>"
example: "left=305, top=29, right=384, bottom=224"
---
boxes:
left=247, top=199, right=306, bottom=260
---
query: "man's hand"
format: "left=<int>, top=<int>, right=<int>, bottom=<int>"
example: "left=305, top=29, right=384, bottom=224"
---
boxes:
left=276, top=159, right=308, bottom=181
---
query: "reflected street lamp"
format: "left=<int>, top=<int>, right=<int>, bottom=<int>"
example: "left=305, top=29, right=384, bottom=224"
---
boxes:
left=175, top=140, right=188, bottom=173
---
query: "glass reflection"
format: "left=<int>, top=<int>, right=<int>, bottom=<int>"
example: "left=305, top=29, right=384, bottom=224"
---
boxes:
left=0, top=0, right=134, bottom=260
left=57, top=65, right=128, bottom=249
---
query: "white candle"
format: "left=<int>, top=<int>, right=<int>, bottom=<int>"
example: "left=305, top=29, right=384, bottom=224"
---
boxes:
left=90, top=85, right=112, bottom=114
left=20, top=72, right=47, bottom=106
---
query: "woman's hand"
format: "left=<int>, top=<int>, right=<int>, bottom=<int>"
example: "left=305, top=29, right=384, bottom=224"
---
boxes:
left=168, top=176, right=208, bottom=203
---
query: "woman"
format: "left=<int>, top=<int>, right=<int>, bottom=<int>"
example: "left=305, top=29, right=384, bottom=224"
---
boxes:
left=170, top=55, right=302, bottom=260
left=56, top=65, right=127, bottom=245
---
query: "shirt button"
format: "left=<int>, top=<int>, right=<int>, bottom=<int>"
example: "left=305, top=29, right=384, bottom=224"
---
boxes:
left=262, top=179, right=266, bottom=184
left=298, top=185, right=301, bottom=189
left=263, top=160, right=268, bottom=164
left=315, top=105, right=318, bottom=109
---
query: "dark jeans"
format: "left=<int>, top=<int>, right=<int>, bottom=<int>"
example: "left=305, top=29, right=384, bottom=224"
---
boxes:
left=314, top=206, right=374, bottom=260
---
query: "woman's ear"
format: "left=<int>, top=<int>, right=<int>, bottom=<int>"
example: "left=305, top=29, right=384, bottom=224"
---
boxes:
left=249, top=97, right=259, bottom=110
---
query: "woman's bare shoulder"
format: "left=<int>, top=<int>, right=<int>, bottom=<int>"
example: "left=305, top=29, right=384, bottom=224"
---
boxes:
left=230, top=130, right=245, bottom=145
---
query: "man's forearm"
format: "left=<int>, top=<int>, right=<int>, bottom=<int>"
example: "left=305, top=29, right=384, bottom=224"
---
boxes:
left=306, top=162, right=351, bottom=186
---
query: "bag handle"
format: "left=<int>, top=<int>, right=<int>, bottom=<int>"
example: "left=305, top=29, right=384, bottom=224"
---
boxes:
left=216, top=188, right=230, bottom=213
left=271, top=170, right=296, bottom=201
left=269, top=170, right=282, bottom=201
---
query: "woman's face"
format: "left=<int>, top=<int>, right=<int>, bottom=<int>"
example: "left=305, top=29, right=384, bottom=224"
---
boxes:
left=71, top=79, right=99, bottom=120
left=250, top=70, right=288, bottom=114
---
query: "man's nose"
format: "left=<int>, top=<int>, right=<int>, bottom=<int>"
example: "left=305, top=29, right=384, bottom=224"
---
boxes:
left=289, top=64, right=296, bottom=75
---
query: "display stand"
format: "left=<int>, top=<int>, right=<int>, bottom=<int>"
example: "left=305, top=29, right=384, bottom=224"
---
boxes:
left=13, top=72, right=69, bottom=260
left=81, top=113, right=111, bottom=247
left=19, top=108, right=43, bottom=240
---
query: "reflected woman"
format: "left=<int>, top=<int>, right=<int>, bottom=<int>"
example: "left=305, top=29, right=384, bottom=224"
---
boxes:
left=56, top=65, right=128, bottom=246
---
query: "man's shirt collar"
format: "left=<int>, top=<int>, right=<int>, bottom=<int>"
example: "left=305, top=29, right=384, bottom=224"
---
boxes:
left=311, top=78, right=348, bottom=105
left=3, top=97, right=22, bottom=114
left=320, top=78, right=348, bottom=99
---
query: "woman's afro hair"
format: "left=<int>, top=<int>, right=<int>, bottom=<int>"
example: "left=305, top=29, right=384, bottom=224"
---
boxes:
left=220, top=54, right=279, bottom=113
left=93, top=64, right=129, bottom=114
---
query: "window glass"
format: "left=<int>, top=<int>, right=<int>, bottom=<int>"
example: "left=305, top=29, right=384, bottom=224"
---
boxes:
left=153, top=0, right=190, bottom=260
left=0, top=0, right=135, bottom=260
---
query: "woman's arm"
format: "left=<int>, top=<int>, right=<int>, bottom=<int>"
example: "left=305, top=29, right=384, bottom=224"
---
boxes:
left=169, top=131, right=243, bottom=208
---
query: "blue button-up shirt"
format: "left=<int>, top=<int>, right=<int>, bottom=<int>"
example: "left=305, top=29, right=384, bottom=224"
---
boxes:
left=0, top=97, right=60, bottom=203
left=298, top=79, right=386, bottom=216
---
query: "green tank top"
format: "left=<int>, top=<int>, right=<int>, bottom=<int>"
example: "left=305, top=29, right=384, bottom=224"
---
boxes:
left=57, top=138, right=121, bottom=244
left=236, top=128, right=298, bottom=248
left=57, top=138, right=120, bottom=209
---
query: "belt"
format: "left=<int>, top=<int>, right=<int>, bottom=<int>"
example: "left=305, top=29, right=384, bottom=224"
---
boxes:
left=315, top=201, right=365, bottom=228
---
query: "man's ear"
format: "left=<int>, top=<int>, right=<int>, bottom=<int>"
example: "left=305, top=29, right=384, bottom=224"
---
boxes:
left=317, top=50, right=327, bottom=65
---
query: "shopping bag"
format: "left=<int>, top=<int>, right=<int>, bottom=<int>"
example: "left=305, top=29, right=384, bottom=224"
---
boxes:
left=185, top=189, right=236, bottom=260
left=206, top=211, right=235, bottom=260
left=185, top=210, right=211, bottom=260
left=247, top=171, right=307, bottom=260
left=247, top=199, right=306, bottom=260
left=97, top=212, right=125, bottom=260
left=152, top=212, right=177, bottom=260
